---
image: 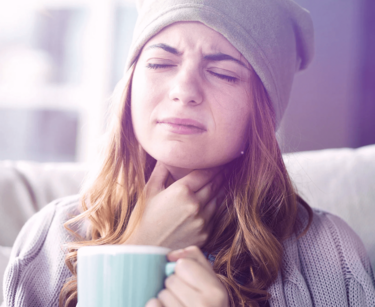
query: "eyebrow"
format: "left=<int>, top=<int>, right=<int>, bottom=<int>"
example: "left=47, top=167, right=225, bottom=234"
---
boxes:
left=203, top=53, right=248, bottom=68
left=146, top=43, right=249, bottom=69
left=146, top=43, right=182, bottom=55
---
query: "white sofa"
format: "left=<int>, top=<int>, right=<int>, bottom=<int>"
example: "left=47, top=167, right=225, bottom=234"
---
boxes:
left=1, top=145, right=375, bottom=303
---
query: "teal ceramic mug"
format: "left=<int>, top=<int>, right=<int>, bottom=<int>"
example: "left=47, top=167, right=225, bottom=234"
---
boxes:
left=77, top=245, right=176, bottom=307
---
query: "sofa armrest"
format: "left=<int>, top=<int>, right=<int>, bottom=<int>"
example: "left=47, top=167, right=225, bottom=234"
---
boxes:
left=0, top=161, right=87, bottom=247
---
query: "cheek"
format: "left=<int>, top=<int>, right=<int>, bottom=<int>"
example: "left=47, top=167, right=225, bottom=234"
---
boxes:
left=132, top=68, right=166, bottom=110
left=132, top=68, right=151, bottom=109
left=131, top=67, right=169, bottom=152
left=131, top=70, right=155, bottom=126
left=213, top=101, right=251, bottom=152
left=215, top=91, right=252, bottom=132
left=131, top=70, right=151, bottom=141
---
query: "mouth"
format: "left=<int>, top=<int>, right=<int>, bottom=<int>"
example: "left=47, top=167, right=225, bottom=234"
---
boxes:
left=157, top=117, right=206, bottom=134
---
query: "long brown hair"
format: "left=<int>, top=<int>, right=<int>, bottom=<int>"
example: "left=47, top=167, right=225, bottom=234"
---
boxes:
left=59, top=60, right=313, bottom=307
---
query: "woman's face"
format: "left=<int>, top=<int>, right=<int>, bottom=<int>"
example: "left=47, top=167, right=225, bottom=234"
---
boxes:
left=131, top=22, right=253, bottom=170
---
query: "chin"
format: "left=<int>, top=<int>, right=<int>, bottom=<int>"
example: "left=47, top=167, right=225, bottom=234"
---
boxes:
left=145, top=143, right=240, bottom=169
left=158, top=156, right=206, bottom=169
left=152, top=151, right=234, bottom=170
left=148, top=150, right=206, bottom=169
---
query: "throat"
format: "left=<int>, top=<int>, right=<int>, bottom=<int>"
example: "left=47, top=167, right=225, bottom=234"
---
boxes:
left=164, top=165, right=194, bottom=183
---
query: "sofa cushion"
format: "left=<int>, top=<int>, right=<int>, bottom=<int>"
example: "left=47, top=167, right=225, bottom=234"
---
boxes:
left=0, top=161, right=87, bottom=247
left=284, top=144, right=375, bottom=270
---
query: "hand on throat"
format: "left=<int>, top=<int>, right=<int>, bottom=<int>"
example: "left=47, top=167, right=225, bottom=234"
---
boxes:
left=162, top=164, right=225, bottom=188
left=164, top=165, right=194, bottom=187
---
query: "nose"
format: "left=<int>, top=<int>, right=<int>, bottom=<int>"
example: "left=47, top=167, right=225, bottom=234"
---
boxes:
left=168, top=67, right=203, bottom=105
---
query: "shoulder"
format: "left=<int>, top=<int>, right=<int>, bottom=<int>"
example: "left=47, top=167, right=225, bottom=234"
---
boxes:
left=276, top=205, right=375, bottom=306
left=9, top=195, right=81, bottom=259
left=3, top=195, right=83, bottom=307
left=298, top=206, right=374, bottom=279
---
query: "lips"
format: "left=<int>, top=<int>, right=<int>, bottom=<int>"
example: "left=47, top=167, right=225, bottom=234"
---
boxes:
left=157, top=118, right=206, bottom=130
left=157, top=117, right=206, bottom=135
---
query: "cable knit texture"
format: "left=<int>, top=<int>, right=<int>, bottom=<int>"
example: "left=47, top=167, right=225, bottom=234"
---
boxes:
left=2, top=196, right=375, bottom=306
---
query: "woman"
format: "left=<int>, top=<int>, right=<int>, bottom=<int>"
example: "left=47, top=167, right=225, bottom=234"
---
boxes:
left=3, top=0, right=375, bottom=306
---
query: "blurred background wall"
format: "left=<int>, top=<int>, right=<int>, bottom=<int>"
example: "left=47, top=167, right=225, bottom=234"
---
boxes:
left=0, top=0, right=137, bottom=163
left=280, top=0, right=375, bottom=152
left=0, top=0, right=374, bottom=162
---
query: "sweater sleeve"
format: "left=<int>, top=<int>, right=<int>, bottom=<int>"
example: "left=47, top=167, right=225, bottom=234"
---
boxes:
left=299, top=209, right=375, bottom=306
left=281, top=208, right=375, bottom=307
left=324, top=212, right=375, bottom=306
left=2, top=196, right=79, bottom=307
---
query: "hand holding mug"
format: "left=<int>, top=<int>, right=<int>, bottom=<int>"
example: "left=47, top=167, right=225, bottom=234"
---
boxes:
left=146, top=246, right=230, bottom=307
left=125, top=162, right=224, bottom=249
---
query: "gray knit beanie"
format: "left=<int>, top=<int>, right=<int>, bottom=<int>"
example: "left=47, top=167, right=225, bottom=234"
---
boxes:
left=125, top=0, right=314, bottom=129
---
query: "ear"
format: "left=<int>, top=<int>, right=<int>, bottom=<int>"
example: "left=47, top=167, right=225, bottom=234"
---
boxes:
left=136, top=0, right=145, bottom=11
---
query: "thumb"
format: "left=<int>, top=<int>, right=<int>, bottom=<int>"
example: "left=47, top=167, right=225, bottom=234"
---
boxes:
left=145, top=161, right=170, bottom=196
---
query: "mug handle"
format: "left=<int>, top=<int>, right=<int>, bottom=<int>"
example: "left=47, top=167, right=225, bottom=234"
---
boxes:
left=165, top=262, right=176, bottom=276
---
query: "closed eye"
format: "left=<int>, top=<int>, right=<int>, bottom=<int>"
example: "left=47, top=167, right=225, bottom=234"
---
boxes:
left=146, top=63, right=239, bottom=83
left=146, top=63, right=175, bottom=69
left=208, top=70, right=238, bottom=83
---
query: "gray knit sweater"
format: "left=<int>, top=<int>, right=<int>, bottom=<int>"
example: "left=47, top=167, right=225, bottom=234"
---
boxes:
left=2, top=195, right=375, bottom=306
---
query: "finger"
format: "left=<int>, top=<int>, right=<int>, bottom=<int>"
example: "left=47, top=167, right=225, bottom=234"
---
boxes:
left=146, top=161, right=170, bottom=196
left=175, top=257, right=220, bottom=292
left=200, top=186, right=226, bottom=219
left=168, top=246, right=213, bottom=272
left=145, top=298, right=164, bottom=307
left=199, top=196, right=217, bottom=226
left=164, top=274, right=201, bottom=306
left=194, top=172, right=224, bottom=205
left=173, top=166, right=223, bottom=193
left=157, top=288, right=185, bottom=307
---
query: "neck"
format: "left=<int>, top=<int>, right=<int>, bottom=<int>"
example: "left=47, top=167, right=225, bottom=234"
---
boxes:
left=163, top=163, right=226, bottom=188
left=164, top=165, right=194, bottom=182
